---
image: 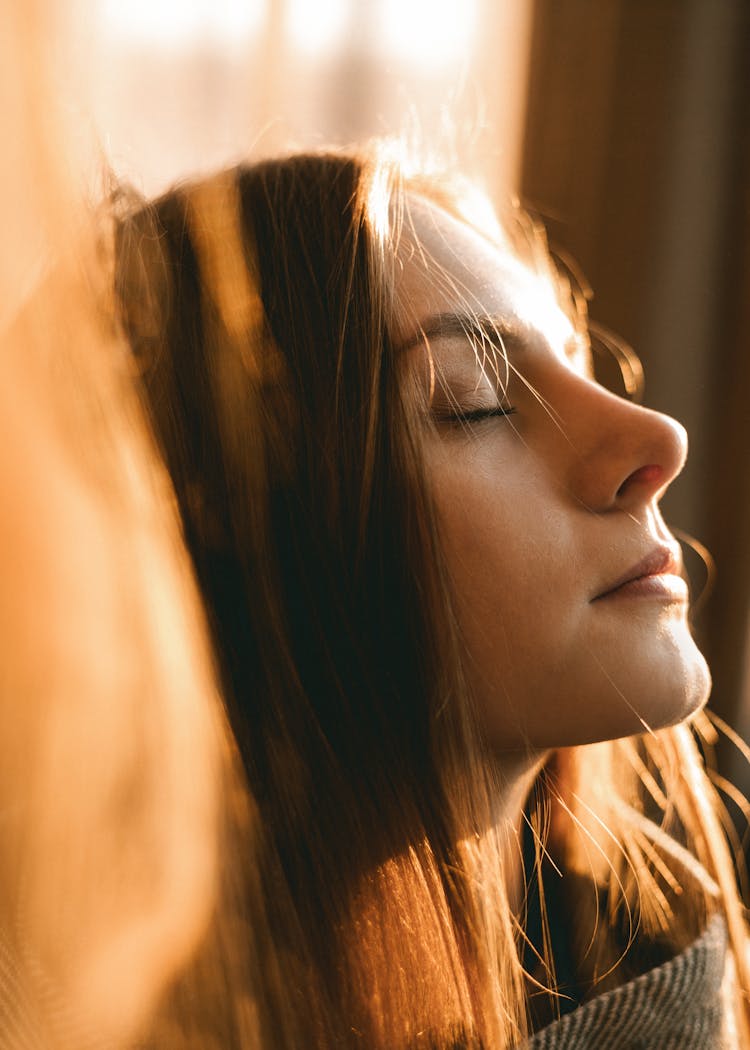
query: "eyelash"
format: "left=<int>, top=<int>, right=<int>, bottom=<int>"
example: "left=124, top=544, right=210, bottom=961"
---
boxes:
left=439, top=405, right=517, bottom=426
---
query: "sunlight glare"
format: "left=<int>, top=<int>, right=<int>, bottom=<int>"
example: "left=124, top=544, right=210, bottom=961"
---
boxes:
left=286, top=0, right=349, bottom=55
left=379, top=0, right=478, bottom=66
left=99, top=0, right=267, bottom=48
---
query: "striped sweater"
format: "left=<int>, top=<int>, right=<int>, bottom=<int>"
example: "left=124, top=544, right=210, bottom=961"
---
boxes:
left=525, top=911, right=732, bottom=1049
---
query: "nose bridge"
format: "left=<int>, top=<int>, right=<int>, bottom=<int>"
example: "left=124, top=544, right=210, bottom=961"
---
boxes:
left=560, top=372, right=688, bottom=512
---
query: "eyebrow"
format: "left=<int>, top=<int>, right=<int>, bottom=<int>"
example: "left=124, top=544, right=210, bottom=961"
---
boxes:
left=396, top=311, right=528, bottom=355
left=397, top=310, right=586, bottom=364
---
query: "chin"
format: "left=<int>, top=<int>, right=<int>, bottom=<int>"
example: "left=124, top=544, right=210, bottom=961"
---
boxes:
left=581, top=613, right=712, bottom=743
left=666, top=645, right=712, bottom=726
left=645, top=615, right=712, bottom=724
left=603, top=632, right=712, bottom=741
left=545, top=638, right=710, bottom=749
left=481, top=623, right=713, bottom=751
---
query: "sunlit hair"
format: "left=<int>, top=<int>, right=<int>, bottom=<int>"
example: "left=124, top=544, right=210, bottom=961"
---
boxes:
left=0, top=4, right=231, bottom=1046
left=115, top=145, right=750, bottom=1048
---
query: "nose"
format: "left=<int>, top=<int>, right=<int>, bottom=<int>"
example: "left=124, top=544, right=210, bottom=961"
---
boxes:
left=562, top=375, right=688, bottom=514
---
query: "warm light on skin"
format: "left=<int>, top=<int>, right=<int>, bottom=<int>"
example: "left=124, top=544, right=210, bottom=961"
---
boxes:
left=395, top=195, right=711, bottom=756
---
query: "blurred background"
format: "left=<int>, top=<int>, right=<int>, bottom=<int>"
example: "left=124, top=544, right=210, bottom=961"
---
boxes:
left=88, top=0, right=749, bottom=780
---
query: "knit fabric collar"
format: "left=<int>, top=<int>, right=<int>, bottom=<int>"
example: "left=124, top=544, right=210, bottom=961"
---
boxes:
left=524, top=911, right=730, bottom=1049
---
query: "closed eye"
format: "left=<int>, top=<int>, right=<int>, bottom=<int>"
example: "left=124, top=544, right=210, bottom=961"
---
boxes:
left=435, top=405, right=517, bottom=426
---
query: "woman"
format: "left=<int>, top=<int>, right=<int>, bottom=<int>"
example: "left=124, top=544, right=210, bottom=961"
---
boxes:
left=115, top=147, right=749, bottom=1048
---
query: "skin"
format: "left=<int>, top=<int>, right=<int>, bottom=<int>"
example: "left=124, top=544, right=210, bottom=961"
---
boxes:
left=394, top=196, right=711, bottom=764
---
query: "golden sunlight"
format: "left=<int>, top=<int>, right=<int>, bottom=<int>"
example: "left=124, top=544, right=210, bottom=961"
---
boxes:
left=378, top=0, right=478, bottom=66
left=99, top=0, right=267, bottom=48
left=286, top=0, right=350, bottom=55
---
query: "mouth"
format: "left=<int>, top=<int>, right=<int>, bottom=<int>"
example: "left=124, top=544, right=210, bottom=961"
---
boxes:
left=592, top=544, right=689, bottom=603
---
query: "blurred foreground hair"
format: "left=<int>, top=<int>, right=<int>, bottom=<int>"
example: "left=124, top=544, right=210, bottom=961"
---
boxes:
left=0, top=7, right=230, bottom=1047
left=115, top=147, right=750, bottom=1048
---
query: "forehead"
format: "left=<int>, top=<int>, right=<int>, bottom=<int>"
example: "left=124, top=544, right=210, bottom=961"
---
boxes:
left=393, top=194, right=575, bottom=354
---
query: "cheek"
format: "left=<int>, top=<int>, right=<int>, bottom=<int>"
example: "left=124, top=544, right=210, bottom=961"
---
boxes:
left=429, top=452, right=585, bottom=725
left=426, top=447, right=710, bottom=750
left=431, top=446, right=572, bottom=624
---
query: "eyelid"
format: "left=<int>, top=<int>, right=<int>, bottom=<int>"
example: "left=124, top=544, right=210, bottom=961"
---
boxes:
left=415, top=314, right=524, bottom=423
left=461, top=318, right=515, bottom=382
left=429, top=364, right=514, bottom=423
left=430, top=379, right=512, bottom=412
left=431, top=403, right=517, bottom=428
left=448, top=405, right=516, bottom=422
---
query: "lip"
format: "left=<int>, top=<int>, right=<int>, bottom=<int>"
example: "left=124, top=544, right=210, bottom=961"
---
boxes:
left=592, top=544, right=688, bottom=602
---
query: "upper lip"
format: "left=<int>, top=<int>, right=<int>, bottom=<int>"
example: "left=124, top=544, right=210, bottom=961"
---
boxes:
left=593, top=544, right=682, bottom=601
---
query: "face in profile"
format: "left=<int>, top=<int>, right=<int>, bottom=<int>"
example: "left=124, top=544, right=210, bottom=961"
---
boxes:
left=394, top=196, right=710, bottom=752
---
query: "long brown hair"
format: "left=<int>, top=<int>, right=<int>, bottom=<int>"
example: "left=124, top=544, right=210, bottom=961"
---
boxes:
left=115, top=147, right=750, bottom=1048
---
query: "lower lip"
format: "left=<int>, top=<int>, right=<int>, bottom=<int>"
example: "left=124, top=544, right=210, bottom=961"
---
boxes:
left=597, top=573, right=689, bottom=602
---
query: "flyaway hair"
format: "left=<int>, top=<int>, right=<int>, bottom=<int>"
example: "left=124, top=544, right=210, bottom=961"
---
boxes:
left=114, top=150, right=750, bottom=1047
left=0, top=7, right=747, bottom=1041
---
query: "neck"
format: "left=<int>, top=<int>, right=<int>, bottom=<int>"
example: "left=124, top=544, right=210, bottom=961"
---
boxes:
left=492, top=749, right=550, bottom=913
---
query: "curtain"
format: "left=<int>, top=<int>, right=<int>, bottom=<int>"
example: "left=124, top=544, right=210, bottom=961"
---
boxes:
left=90, top=0, right=532, bottom=198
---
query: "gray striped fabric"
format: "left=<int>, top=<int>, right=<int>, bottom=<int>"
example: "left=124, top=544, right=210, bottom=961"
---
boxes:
left=525, top=912, right=730, bottom=1049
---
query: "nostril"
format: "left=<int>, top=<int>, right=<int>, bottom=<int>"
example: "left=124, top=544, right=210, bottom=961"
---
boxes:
left=616, top=463, right=665, bottom=499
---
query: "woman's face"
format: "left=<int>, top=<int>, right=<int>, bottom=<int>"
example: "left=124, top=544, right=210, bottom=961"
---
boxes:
left=394, top=196, right=710, bottom=750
